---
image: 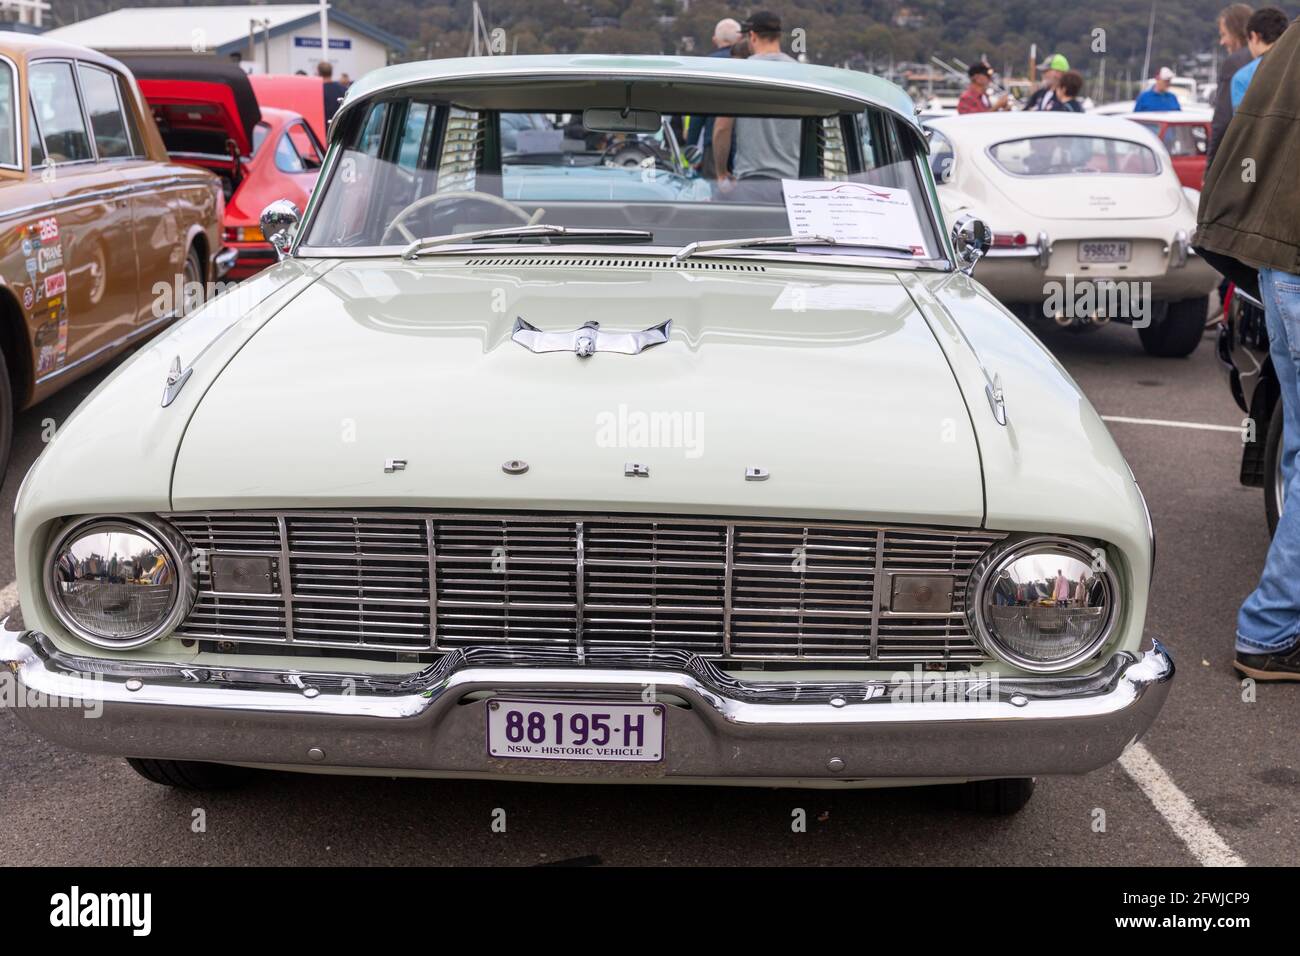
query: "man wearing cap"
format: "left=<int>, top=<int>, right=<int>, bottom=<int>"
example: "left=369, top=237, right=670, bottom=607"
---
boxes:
left=1026, top=53, right=1069, bottom=111
left=712, top=12, right=799, bottom=201
left=1134, top=68, right=1182, bottom=111
left=956, top=62, right=1010, bottom=114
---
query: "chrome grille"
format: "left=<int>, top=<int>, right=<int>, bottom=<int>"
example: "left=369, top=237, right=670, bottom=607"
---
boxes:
left=167, top=512, right=1003, bottom=663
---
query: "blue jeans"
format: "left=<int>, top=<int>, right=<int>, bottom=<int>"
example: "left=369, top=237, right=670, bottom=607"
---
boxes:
left=1238, top=267, right=1300, bottom=653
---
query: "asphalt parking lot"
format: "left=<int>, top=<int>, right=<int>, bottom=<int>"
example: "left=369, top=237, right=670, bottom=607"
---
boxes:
left=1, top=316, right=1294, bottom=867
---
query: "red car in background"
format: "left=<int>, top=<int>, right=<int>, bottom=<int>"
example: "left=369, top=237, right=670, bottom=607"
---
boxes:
left=123, top=57, right=324, bottom=279
left=249, top=73, right=328, bottom=145
left=1125, top=110, right=1213, bottom=189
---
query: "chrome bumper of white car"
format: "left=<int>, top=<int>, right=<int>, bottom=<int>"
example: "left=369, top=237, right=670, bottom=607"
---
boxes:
left=0, top=623, right=1173, bottom=784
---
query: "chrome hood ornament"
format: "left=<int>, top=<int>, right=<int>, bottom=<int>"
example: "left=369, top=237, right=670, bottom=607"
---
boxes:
left=511, top=317, right=672, bottom=358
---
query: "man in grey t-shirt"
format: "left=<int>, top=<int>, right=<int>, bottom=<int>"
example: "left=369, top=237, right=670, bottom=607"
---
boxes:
left=712, top=11, right=800, bottom=202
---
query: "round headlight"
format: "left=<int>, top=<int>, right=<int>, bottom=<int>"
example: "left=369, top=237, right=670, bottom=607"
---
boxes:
left=969, top=537, right=1119, bottom=673
left=45, top=517, right=194, bottom=649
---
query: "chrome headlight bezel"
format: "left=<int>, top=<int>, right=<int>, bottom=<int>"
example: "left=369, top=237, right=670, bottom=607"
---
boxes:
left=967, top=535, right=1122, bottom=673
left=43, top=514, right=195, bottom=650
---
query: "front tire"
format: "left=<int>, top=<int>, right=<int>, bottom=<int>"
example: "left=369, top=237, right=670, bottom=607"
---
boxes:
left=125, top=758, right=253, bottom=790
left=1264, top=400, right=1285, bottom=536
left=953, top=777, right=1036, bottom=815
left=179, top=244, right=205, bottom=316
left=1138, top=296, right=1209, bottom=357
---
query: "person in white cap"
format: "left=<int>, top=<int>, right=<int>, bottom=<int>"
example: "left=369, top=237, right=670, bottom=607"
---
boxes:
left=1134, top=67, right=1182, bottom=111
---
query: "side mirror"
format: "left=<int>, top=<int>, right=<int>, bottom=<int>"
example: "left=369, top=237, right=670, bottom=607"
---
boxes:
left=260, top=200, right=302, bottom=260
left=951, top=213, right=990, bottom=275
left=682, top=143, right=703, bottom=167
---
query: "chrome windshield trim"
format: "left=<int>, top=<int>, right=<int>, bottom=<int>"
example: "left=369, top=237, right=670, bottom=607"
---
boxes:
left=334, top=64, right=924, bottom=138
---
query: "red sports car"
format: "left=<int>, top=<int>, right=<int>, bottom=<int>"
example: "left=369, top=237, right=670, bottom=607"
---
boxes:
left=123, top=57, right=324, bottom=279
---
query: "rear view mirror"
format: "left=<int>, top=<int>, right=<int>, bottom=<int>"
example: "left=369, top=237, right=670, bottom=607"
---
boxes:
left=583, top=108, right=662, bottom=134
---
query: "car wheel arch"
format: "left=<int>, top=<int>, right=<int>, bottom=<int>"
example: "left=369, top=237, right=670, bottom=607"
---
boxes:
left=0, top=285, right=34, bottom=409
left=184, top=224, right=209, bottom=286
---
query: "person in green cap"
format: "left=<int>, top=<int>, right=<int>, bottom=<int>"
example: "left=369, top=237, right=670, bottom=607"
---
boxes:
left=1026, top=53, right=1070, bottom=110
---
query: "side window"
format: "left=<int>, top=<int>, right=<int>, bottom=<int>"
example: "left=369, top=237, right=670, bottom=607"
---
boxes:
left=114, top=72, right=144, bottom=156
left=29, top=61, right=92, bottom=163
left=928, top=129, right=954, bottom=183
left=251, top=121, right=271, bottom=156
left=29, top=107, right=45, bottom=167
left=274, top=130, right=305, bottom=173
left=287, top=122, right=323, bottom=169
left=355, top=100, right=390, bottom=157
left=77, top=64, right=133, bottom=159
left=274, top=122, right=325, bottom=173
left=0, top=59, right=16, bottom=168
left=397, top=102, right=434, bottom=170
left=819, top=116, right=848, bottom=181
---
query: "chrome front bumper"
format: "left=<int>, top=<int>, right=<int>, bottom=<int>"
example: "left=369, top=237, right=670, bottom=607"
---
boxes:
left=1, top=624, right=1174, bottom=785
left=212, top=246, right=238, bottom=279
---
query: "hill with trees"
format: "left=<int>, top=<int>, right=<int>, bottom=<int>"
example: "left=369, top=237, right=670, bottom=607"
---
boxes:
left=43, top=0, right=1241, bottom=88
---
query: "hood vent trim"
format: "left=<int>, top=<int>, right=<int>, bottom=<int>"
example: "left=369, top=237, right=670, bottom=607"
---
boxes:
left=464, top=257, right=767, bottom=272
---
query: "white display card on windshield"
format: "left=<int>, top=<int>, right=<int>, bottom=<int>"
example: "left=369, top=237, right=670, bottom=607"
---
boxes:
left=781, top=180, right=928, bottom=256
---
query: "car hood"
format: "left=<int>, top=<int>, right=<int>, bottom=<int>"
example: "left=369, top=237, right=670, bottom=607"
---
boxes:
left=171, top=257, right=985, bottom=525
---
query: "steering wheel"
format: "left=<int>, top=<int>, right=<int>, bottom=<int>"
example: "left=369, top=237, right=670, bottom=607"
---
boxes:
left=600, top=140, right=661, bottom=170
left=381, top=191, right=539, bottom=244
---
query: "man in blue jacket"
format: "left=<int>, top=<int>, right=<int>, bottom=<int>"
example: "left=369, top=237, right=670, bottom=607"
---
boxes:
left=1230, top=7, right=1289, bottom=108
left=1134, top=67, right=1182, bottom=111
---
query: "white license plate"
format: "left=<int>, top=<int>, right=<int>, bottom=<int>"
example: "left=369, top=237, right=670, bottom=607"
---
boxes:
left=487, top=699, right=664, bottom=762
left=1078, top=240, right=1131, bottom=263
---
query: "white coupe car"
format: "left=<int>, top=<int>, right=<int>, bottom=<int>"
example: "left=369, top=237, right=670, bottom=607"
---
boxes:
left=925, top=112, right=1219, bottom=356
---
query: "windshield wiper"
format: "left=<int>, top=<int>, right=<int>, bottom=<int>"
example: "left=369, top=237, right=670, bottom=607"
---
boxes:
left=670, top=234, right=918, bottom=262
left=401, top=225, right=653, bottom=260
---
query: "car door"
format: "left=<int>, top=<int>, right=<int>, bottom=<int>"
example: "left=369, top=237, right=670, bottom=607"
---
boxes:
left=77, top=61, right=187, bottom=327
left=28, top=58, right=137, bottom=373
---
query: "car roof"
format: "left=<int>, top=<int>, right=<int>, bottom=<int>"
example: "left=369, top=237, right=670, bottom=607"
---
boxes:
left=925, top=111, right=1164, bottom=147
left=334, top=54, right=920, bottom=136
left=0, top=31, right=136, bottom=73
left=1121, top=110, right=1211, bottom=123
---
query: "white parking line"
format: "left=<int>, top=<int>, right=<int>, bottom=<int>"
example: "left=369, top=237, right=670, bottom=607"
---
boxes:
left=1102, top=415, right=1243, bottom=434
left=1119, top=742, right=1246, bottom=866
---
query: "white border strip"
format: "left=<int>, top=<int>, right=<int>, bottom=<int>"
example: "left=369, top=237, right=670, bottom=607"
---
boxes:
left=1120, top=742, right=1246, bottom=866
left=1102, top=415, right=1243, bottom=434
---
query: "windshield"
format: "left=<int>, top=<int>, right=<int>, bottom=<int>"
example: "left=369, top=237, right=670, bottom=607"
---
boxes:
left=988, top=135, right=1160, bottom=176
left=301, top=94, right=944, bottom=262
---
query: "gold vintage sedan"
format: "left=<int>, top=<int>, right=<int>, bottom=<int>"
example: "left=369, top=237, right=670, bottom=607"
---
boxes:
left=0, top=35, right=231, bottom=472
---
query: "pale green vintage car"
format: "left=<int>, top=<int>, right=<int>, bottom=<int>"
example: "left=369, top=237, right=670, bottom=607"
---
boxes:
left=3, top=55, right=1172, bottom=814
